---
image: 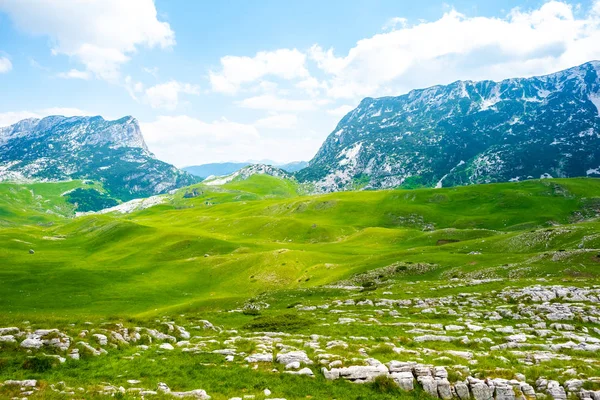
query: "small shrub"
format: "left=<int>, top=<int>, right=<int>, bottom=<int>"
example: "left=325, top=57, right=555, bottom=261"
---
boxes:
left=370, top=345, right=395, bottom=357
left=235, top=338, right=257, bottom=354
left=395, top=265, right=408, bottom=273
left=370, top=375, right=400, bottom=394
left=243, top=313, right=312, bottom=332
left=22, top=355, right=54, bottom=372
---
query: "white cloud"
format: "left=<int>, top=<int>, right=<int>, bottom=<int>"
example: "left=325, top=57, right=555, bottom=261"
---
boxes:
left=0, top=107, right=90, bottom=127
left=0, top=56, right=12, bottom=73
left=309, top=1, right=600, bottom=99
left=141, top=115, right=322, bottom=166
left=143, top=66, right=159, bottom=78
left=295, top=77, right=328, bottom=97
left=57, top=69, right=90, bottom=80
left=327, top=105, right=355, bottom=117
left=141, top=115, right=260, bottom=166
left=255, top=114, right=298, bottom=129
left=209, top=48, right=309, bottom=94
left=124, top=76, right=145, bottom=101
left=382, top=17, right=408, bottom=31
left=144, top=81, right=200, bottom=110
left=0, top=0, right=174, bottom=81
left=237, top=94, right=329, bottom=112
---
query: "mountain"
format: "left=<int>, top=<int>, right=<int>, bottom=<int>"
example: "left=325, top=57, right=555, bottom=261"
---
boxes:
left=202, top=163, right=291, bottom=186
left=297, top=61, right=600, bottom=192
left=184, top=160, right=308, bottom=178
left=183, top=162, right=250, bottom=179
left=278, top=160, right=308, bottom=172
left=0, top=115, right=197, bottom=200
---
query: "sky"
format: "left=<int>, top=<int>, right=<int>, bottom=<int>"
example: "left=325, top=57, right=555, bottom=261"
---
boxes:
left=0, top=0, right=599, bottom=167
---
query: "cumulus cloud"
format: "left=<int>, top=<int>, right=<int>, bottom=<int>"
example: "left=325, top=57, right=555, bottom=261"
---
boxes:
left=255, top=114, right=298, bottom=129
left=0, top=107, right=90, bottom=127
left=141, top=115, right=260, bottom=166
left=0, top=56, right=12, bottom=73
left=144, top=81, right=200, bottom=110
left=141, top=114, right=323, bottom=166
left=327, top=105, right=356, bottom=117
left=309, top=1, right=600, bottom=99
left=0, top=0, right=175, bottom=81
left=209, top=48, right=309, bottom=94
left=57, top=69, right=90, bottom=80
left=237, top=94, right=329, bottom=112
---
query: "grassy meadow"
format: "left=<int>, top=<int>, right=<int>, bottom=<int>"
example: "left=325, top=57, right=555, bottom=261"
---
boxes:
left=1, top=176, right=600, bottom=399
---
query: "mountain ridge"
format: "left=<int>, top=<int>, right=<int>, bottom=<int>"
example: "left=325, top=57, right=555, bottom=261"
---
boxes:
left=297, top=61, right=600, bottom=192
left=0, top=115, right=197, bottom=200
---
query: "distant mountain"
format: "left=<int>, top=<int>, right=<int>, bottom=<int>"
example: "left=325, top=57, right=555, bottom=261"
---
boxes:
left=202, top=164, right=291, bottom=186
left=278, top=161, right=308, bottom=173
left=297, top=61, right=600, bottom=192
left=184, top=160, right=307, bottom=178
left=183, top=162, right=250, bottom=179
left=0, top=115, right=197, bottom=200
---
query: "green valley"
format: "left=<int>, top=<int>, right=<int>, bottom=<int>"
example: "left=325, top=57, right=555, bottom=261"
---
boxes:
left=1, top=176, right=600, bottom=399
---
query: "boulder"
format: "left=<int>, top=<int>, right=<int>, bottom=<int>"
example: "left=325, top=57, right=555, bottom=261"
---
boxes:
left=455, top=382, right=471, bottom=400
left=337, top=364, right=389, bottom=382
left=0, top=327, right=19, bottom=335
left=171, top=389, right=211, bottom=399
left=93, top=334, right=108, bottom=346
left=0, top=335, right=16, bottom=343
left=390, top=371, right=415, bottom=391
left=20, top=337, right=43, bottom=349
left=437, top=378, right=453, bottom=399
left=495, top=386, right=516, bottom=400
left=3, top=380, right=37, bottom=387
left=285, top=362, right=300, bottom=370
left=245, top=353, right=273, bottom=363
left=276, top=351, right=312, bottom=365
left=470, top=382, right=494, bottom=400
left=418, top=376, right=439, bottom=398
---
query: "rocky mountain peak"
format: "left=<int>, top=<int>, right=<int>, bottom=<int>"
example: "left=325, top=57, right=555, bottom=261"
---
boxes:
left=0, top=114, right=195, bottom=200
left=297, top=61, right=600, bottom=192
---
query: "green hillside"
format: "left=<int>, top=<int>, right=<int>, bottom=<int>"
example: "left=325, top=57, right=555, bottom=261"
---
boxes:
left=1, top=177, right=599, bottom=317
left=1, top=176, right=600, bottom=399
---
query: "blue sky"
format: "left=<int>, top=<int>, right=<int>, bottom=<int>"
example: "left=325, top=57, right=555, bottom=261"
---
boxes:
left=0, top=0, right=599, bottom=166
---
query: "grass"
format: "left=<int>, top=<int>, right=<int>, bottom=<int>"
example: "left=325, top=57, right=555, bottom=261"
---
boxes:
left=0, top=177, right=599, bottom=319
left=1, top=176, right=600, bottom=398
